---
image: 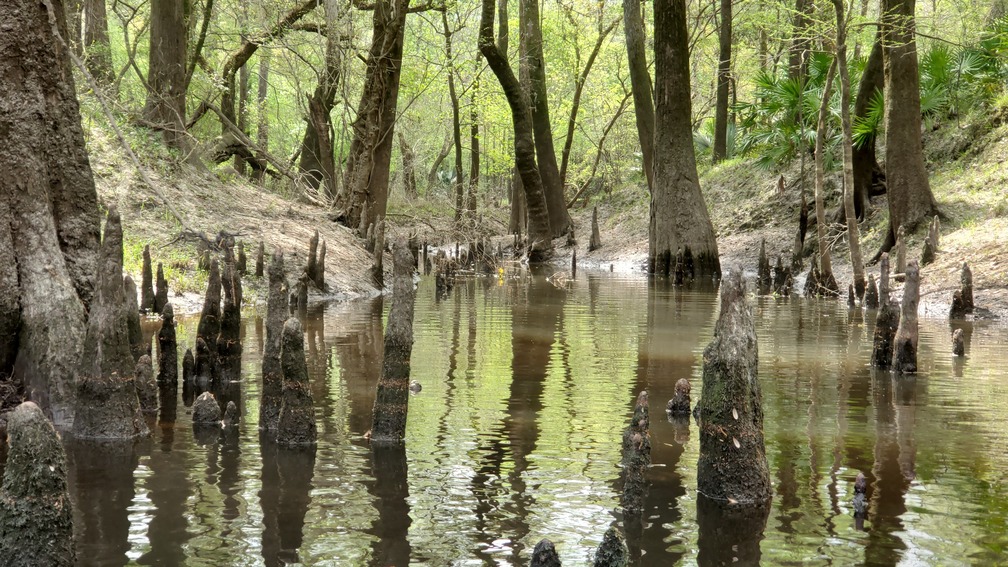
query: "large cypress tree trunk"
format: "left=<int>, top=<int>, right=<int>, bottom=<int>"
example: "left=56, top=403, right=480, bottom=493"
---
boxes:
left=520, top=0, right=571, bottom=237
left=144, top=0, right=188, bottom=149
left=852, top=32, right=885, bottom=221
left=338, top=0, right=409, bottom=235
left=479, top=0, right=553, bottom=260
left=880, top=0, right=938, bottom=252
left=622, top=0, right=655, bottom=193
left=1, top=0, right=101, bottom=426
left=650, top=0, right=720, bottom=280
left=835, top=0, right=866, bottom=298
left=298, top=0, right=341, bottom=197
left=712, top=0, right=732, bottom=163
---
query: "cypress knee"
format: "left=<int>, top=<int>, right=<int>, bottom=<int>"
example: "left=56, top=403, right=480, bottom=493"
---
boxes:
left=892, top=261, right=920, bottom=373
left=260, top=251, right=285, bottom=432
left=961, top=262, right=974, bottom=312
left=864, top=274, right=879, bottom=309
left=0, top=402, right=75, bottom=566
left=123, top=275, right=144, bottom=361
left=593, top=527, right=629, bottom=567
left=276, top=318, right=317, bottom=447
left=255, top=241, right=265, bottom=277
left=135, top=355, right=158, bottom=412
left=217, top=261, right=242, bottom=359
left=236, top=242, right=247, bottom=275
left=315, top=240, right=326, bottom=290
left=182, top=348, right=194, bottom=384
left=757, top=240, right=771, bottom=295
left=872, top=254, right=900, bottom=368
left=153, top=262, right=168, bottom=314
left=141, top=244, right=155, bottom=313
left=589, top=206, right=602, bottom=252
left=695, top=269, right=772, bottom=506
left=894, top=225, right=906, bottom=282
left=370, top=243, right=417, bottom=443
left=157, top=303, right=178, bottom=385
left=192, top=391, right=221, bottom=424
left=952, top=328, right=965, bottom=356
left=530, top=539, right=562, bottom=567
left=73, top=208, right=148, bottom=441
left=197, top=258, right=222, bottom=343
left=667, top=378, right=691, bottom=417
left=621, top=391, right=651, bottom=515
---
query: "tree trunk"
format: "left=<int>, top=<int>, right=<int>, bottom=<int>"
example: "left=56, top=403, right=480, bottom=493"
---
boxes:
left=338, top=0, right=409, bottom=235
left=479, top=0, right=553, bottom=260
left=370, top=244, right=416, bottom=443
left=623, top=0, right=655, bottom=193
left=2, top=0, right=103, bottom=426
left=67, top=0, right=83, bottom=56
left=880, top=0, right=938, bottom=252
left=144, top=0, right=188, bottom=149
left=650, top=0, right=721, bottom=280
left=254, top=52, right=270, bottom=183
left=814, top=59, right=839, bottom=292
left=398, top=131, right=418, bottom=199
left=442, top=9, right=466, bottom=222
left=712, top=0, right=732, bottom=163
left=426, top=135, right=452, bottom=192
left=468, top=64, right=480, bottom=216
left=236, top=58, right=251, bottom=175
left=835, top=0, right=866, bottom=298
left=509, top=168, right=528, bottom=236
left=788, top=0, right=812, bottom=81
left=299, top=0, right=341, bottom=196
left=520, top=0, right=571, bottom=237
left=852, top=31, right=884, bottom=221
left=83, top=0, right=113, bottom=86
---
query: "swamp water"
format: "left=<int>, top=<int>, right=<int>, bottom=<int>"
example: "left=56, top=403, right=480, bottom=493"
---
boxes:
left=3, top=271, right=1007, bottom=566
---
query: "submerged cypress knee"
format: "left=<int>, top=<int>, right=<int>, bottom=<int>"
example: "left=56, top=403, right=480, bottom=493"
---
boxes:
left=666, top=378, right=691, bottom=417
left=952, top=328, right=965, bottom=356
left=73, top=208, right=149, bottom=441
left=236, top=241, right=247, bottom=275
left=589, top=206, right=602, bottom=252
left=123, top=275, right=144, bottom=361
left=276, top=318, right=317, bottom=447
left=593, top=527, right=629, bottom=567
left=141, top=244, right=155, bottom=313
left=182, top=348, right=195, bottom=384
left=192, top=391, right=221, bottom=424
left=621, top=391, right=651, bottom=515
left=194, top=337, right=214, bottom=386
left=315, top=240, right=326, bottom=290
left=306, top=229, right=319, bottom=286
left=892, top=261, right=921, bottom=373
left=894, top=225, right=907, bottom=282
left=197, top=258, right=222, bottom=343
left=695, top=269, right=772, bottom=506
left=0, top=402, right=75, bottom=566
left=961, top=262, right=974, bottom=312
left=757, top=239, right=771, bottom=295
left=260, top=251, right=285, bottom=432
left=135, top=355, right=158, bottom=412
left=217, top=261, right=242, bottom=358
left=157, top=304, right=178, bottom=385
left=872, top=254, right=900, bottom=368
left=370, top=243, right=417, bottom=443
left=154, top=262, right=168, bottom=315
left=530, top=539, right=562, bottom=567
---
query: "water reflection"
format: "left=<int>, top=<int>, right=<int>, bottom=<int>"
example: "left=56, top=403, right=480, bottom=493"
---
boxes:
left=3, top=271, right=1008, bottom=565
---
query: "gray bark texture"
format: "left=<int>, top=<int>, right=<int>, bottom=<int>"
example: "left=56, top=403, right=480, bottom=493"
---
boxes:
left=892, top=260, right=920, bottom=373
left=695, top=270, right=772, bottom=505
left=276, top=318, right=317, bottom=447
left=157, top=303, right=178, bottom=385
left=622, top=0, right=655, bottom=192
left=260, top=252, right=286, bottom=432
left=621, top=390, right=651, bottom=515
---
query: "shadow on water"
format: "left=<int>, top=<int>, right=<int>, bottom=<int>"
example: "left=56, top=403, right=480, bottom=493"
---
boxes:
left=367, top=443, right=410, bottom=567
left=260, top=440, right=317, bottom=567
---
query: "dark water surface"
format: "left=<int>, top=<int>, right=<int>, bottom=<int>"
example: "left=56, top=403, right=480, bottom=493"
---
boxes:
left=9, top=271, right=1008, bottom=566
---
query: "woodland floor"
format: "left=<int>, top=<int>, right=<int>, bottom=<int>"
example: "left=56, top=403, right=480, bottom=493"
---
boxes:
left=89, top=109, right=1008, bottom=320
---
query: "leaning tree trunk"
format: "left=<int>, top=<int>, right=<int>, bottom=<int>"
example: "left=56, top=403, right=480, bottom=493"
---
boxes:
left=479, top=0, right=553, bottom=260
left=520, top=0, right=571, bottom=237
left=338, top=0, right=409, bottom=235
left=851, top=31, right=884, bottom=221
left=298, top=0, right=341, bottom=197
left=83, top=0, right=113, bottom=86
left=835, top=0, right=866, bottom=298
left=144, top=0, right=188, bottom=149
left=623, top=0, right=656, bottom=193
left=650, top=0, right=721, bottom=280
left=442, top=8, right=466, bottom=223
left=712, top=0, right=732, bottom=163
left=1, top=0, right=101, bottom=426
left=879, top=0, right=938, bottom=253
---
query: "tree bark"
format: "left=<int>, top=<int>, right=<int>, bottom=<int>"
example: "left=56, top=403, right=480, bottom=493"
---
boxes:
left=144, top=0, right=188, bottom=149
left=83, top=0, right=114, bottom=86
left=370, top=244, right=416, bottom=443
left=650, top=0, right=721, bottom=280
left=852, top=31, right=884, bottom=221
left=398, top=131, right=418, bottom=198
left=254, top=52, right=270, bottom=183
left=2, top=0, right=103, bottom=426
left=814, top=59, right=839, bottom=293
left=880, top=0, right=938, bottom=252
left=338, top=0, right=409, bottom=235
left=788, top=0, right=812, bottom=81
left=623, top=0, right=655, bottom=193
left=835, top=0, right=866, bottom=298
left=520, top=0, right=571, bottom=237
left=468, top=62, right=480, bottom=216
left=479, top=0, right=553, bottom=260
left=712, top=0, right=732, bottom=163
